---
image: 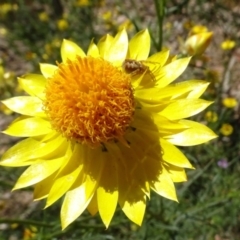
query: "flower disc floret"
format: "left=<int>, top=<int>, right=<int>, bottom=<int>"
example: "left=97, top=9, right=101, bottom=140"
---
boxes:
left=44, top=56, right=135, bottom=146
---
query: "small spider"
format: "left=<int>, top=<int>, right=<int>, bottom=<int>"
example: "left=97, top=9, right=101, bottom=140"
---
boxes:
left=122, top=59, right=156, bottom=81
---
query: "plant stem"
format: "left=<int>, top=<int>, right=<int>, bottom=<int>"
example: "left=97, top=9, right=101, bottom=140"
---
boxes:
left=154, top=0, right=165, bottom=51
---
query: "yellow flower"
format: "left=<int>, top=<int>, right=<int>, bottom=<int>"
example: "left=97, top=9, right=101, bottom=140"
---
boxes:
left=220, top=123, right=233, bottom=136
left=0, top=3, right=18, bottom=19
left=183, top=20, right=194, bottom=30
left=189, top=25, right=208, bottom=35
left=0, top=3, right=13, bottom=16
left=0, top=29, right=217, bottom=229
left=221, top=40, right=236, bottom=50
left=118, top=19, right=134, bottom=32
left=102, top=11, right=112, bottom=21
left=222, top=97, right=238, bottom=108
left=57, top=19, right=69, bottom=31
left=205, top=111, right=218, bottom=123
left=75, top=0, right=91, bottom=6
left=25, top=52, right=37, bottom=60
left=23, top=226, right=37, bottom=240
left=0, top=27, right=8, bottom=36
left=185, top=32, right=213, bottom=56
left=38, top=12, right=49, bottom=22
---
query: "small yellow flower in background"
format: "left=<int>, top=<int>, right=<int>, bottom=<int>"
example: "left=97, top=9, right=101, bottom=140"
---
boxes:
left=23, top=226, right=37, bottom=240
left=222, top=97, right=238, bottom=108
left=221, top=40, right=236, bottom=50
left=0, top=29, right=217, bottom=229
left=0, top=27, right=8, bottom=36
left=98, top=0, right=105, bottom=7
left=51, top=38, right=61, bottom=48
left=165, top=22, right=173, bottom=30
left=183, top=20, right=194, bottom=30
left=220, top=123, right=233, bottom=136
left=25, top=52, right=37, bottom=60
left=0, top=63, right=17, bottom=100
left=189, top=25, right=208, bottom=35
left=0, top=4, right=12, bottom=15
left=57, top=19, right=69, bottom=31
left=185, top=31, right=213, bottom=56
left=42, top=53, right=49, bottom=60
left=102, top=11, right=112, bottom=21
left=44, top=43, right=53, bottom=55
left=38, top=12, right=49, bottom=22
left=118, top=19, right=134, bottom=32
left=0, top=3, right=18, bottom=17
left=10, top=223, right=18, bottom=229
left=205, top=111, right=218, bottom=123
left=75, top=0, right=91, bottom=6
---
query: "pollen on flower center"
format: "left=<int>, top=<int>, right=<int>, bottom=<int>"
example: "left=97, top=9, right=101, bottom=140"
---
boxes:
left=44, top=56, right=135, bottom=146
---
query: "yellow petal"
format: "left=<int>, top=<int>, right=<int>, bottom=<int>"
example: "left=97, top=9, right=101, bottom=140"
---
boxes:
left=160, top=99, right=212, bottom=120
left=61, top=176, right=97, bottom=229
left=2, top=96, right=46, bottom=117
left=97, top=158, right=118, bottom=228
left=116, top=146, right=147, bottom=225
left=38, top=131, right=59, bottom=142
left=3, top=117, right=52, bottom=137
left=152, top=165, right=178, bottom=202
left=160, top=138, right=193, bottom=168
left=97, top=34, right=114, bottom=58
left=61, top=146, right=104, bottom=229
left=120, top=195, right=146, bottom=226
left=156, top=57, right=191, bottom=88
left=133, top=112, right=187, bottom=136
left=45, top=145, right=84, bottom=207
left=18, top=74, right=46, bottom=99
left=0, top=135, right=66, bottom=167
left=61, top=39, right=86, bottom=63
left=165, top=164, right=187, bottom=182
left=128, top=29, right=150, bottom=60
left=87, top=40, right=100, bottom=57
left=105, top=28, right=128, bottom=66
left=34, top=173, right=57, bottom=200
left=135, top=80, right=209, bottom=103
left=13, top=154, right=66, bottom=190
left=147, top=49, right=169, bottom=67
left=87, top=193, right=98, bottom=216
left=155, top=80, right=209, bottom=100
left=40, top=63, right=58, bottom=79
left=185, top=80, right=210, bottom=99
left=166, top=120, right=218, bottom=146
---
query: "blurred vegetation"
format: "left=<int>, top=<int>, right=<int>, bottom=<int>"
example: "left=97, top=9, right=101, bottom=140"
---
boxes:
left=0, top=0, right=240, bottom=239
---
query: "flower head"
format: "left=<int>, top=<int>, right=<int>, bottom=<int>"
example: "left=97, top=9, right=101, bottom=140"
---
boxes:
left=205, top=111, right=218, bottom=123
left=220, top=123, right=233, bottom=136
left=217, top=159, right=229, bottom=169
left=57, top=19, right=69, bottom=31
left=75, top=0, right=91, bottom=6
left=221, top=40, right=236, bottom=50
left=38, top=12, right=49, bottom=22
left=222, top=97, right=238, bottom=108
left=185, top=32, right=213, bottom=56
left=189, top=25, right=208, bottom=35
left=0, top=29, right=217, bottom=229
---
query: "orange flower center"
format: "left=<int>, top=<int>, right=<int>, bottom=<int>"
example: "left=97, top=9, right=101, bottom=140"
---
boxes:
left=44, top=56, right=135, bottom=146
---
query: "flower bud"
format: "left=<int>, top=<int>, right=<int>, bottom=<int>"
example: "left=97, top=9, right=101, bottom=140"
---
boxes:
left=185, top=32, right=213, bottom=56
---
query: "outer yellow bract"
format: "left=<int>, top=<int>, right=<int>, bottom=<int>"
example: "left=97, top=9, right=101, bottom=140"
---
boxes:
left=0, top=29, right=217, bottom=229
